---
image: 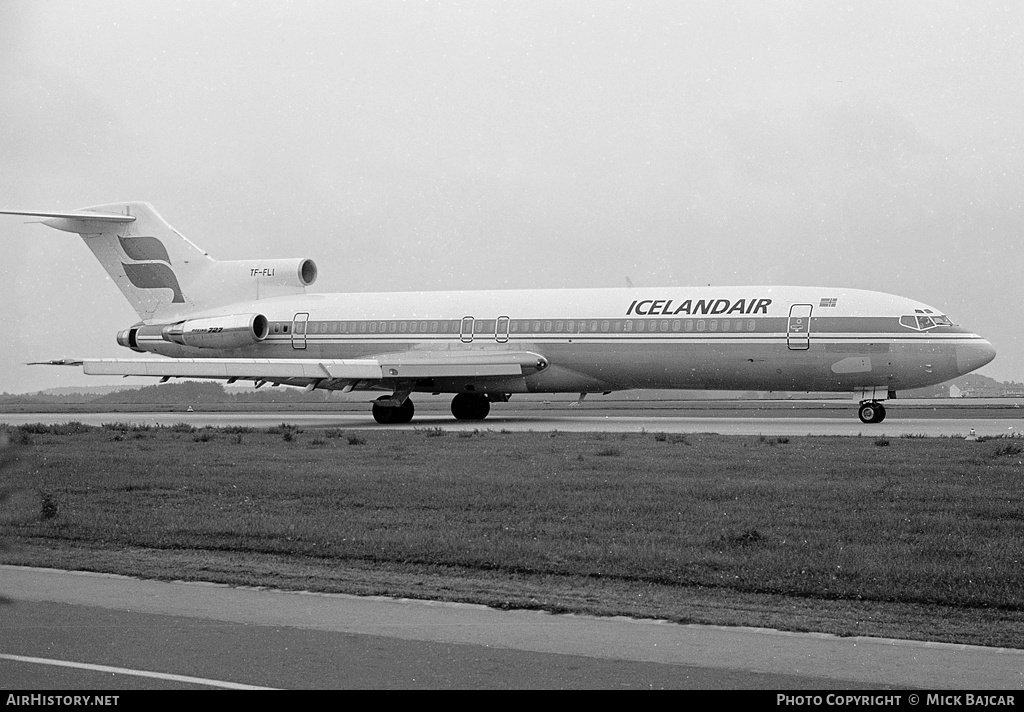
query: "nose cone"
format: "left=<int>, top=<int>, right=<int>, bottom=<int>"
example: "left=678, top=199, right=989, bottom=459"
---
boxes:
left=956, top=340, right=997, bottom=375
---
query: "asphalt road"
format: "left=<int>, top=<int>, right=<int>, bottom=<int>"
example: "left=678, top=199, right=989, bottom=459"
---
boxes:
left=2, top=566, right=1022, bottom=690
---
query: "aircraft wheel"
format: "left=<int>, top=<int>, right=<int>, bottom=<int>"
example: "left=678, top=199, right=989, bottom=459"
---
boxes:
left=372, top=397, right=395, bottom=424
left=372, top=396, right=414, bottom=424
left=395, top=398, right=415, bottom=424
left=451, top=393, right=490, bottom=421
left=858, top=402, right=886, bottom=424
left=873, top=403, right=886, bottom=423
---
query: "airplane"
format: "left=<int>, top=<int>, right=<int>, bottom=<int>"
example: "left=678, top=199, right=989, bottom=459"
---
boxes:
left=1, top=202, right=996, bottom=425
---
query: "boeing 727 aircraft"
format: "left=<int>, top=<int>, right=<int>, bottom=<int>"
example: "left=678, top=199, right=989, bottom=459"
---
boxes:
left=1, top=203, right=996, bottom=424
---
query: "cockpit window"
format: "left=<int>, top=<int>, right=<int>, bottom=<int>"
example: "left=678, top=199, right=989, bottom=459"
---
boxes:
left=900, top=314, right=953, bottom=330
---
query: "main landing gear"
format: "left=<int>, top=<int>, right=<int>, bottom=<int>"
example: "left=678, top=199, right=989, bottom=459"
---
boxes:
left=450, top=393, right=490, bottom=421
left=371, top=393, right=496, bottom=424
left=372, top=395, right=415, bottom=424
left=858, top=402, right=886, bottom=424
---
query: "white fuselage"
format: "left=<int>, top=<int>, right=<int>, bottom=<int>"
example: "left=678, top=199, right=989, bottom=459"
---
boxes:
left=128, top=285, right=996, bottom=396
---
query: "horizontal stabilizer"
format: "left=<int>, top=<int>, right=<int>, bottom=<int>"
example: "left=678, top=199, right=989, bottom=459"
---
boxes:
left=0, top=209, right=136, bottom=222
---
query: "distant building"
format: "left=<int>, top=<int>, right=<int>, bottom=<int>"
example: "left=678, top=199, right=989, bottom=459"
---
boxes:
left=949, top=384, right=1018, bottom=398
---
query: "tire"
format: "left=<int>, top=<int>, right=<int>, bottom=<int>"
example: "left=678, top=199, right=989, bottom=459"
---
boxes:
left=372, top=396, right=414, bottom=424
left=858, top=402, right=886, bottom=424
left=858, top=403, right=877, bottom=424
left=451, top=393, right=490, bottom=420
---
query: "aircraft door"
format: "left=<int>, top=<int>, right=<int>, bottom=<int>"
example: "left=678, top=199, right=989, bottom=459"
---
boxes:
left=460, top=316, right=474, bottom=343
left=292, top=312, right=309, bottom=349
left=496, top=316, right=510, bottom=343
left=787, top=304, right=812, bottom=350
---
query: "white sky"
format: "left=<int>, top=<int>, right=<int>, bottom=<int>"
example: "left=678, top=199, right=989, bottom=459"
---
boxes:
left=0, top=0, right=1021, bottom=393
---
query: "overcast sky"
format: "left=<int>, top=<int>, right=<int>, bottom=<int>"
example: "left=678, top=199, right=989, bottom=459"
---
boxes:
left=0, top=0, right=1021, bottom=393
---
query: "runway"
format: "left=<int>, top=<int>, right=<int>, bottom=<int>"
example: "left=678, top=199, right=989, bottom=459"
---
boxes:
left=2, top=406, right=1022, bottom=438
left=2, top=566, right=1022, bottom=690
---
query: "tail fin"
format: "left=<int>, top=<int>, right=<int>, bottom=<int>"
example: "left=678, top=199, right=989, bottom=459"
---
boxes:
left=2, top=202, right=317, bottom=321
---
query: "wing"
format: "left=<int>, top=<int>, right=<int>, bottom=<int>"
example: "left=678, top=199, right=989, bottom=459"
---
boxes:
left=44, top=351, right=549, bottom=392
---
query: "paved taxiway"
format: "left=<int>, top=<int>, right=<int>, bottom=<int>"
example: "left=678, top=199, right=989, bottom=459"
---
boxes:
left=2, top=566, right=1022, bottom=690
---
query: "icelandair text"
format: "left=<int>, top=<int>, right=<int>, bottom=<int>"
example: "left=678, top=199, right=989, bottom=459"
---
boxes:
left=626, top=298, right=772, bottom=316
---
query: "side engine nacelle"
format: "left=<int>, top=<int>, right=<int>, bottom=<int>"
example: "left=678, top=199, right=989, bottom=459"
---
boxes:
left=118, top=313, right=270, bottom=351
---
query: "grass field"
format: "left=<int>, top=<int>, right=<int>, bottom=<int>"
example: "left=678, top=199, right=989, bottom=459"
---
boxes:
left=2, top=423, right=1023, bottom=648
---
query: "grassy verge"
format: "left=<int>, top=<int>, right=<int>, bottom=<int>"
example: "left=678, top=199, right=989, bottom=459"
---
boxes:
left=2, top=424, right=1023, bottom=647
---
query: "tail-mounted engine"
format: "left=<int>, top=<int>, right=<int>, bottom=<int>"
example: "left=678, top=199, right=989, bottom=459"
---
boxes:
left=220, top=258, right=318, bottom=289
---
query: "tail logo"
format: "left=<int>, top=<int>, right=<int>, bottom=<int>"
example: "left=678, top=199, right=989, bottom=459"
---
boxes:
left=118, top=236, right=185, bottom=303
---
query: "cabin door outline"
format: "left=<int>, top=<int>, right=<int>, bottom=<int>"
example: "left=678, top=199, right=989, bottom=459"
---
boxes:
left=787, top=304, right=812, bottom=351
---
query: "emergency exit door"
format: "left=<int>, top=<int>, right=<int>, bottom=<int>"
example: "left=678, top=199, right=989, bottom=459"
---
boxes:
left=787, top=304, right=812, bottom=350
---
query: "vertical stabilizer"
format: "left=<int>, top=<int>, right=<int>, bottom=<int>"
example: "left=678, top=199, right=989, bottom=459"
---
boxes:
left=1, top=202, right=214, bottom=320
left=81, top=202, right=218, bottom=320
left=2, top=202, right=317, bottom=321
